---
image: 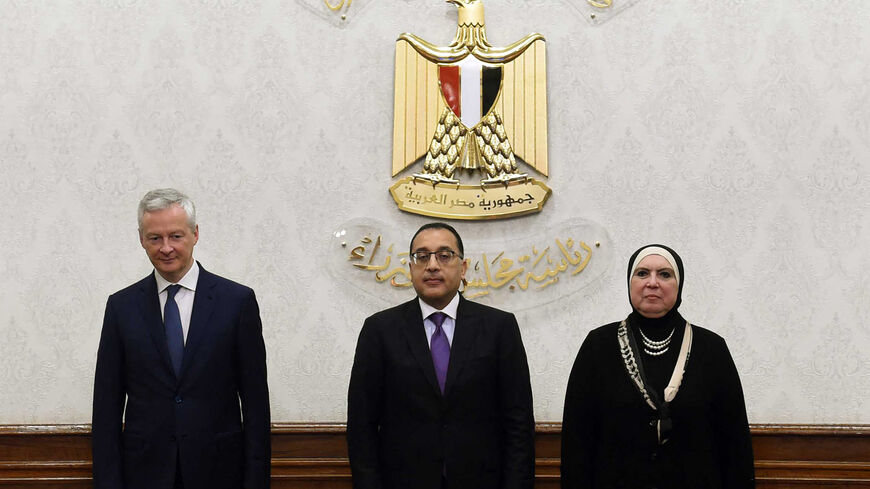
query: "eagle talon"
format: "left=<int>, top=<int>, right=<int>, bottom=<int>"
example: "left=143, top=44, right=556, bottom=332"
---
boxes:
left=481, top=173, right=528, bottom=186
left=413, top=173, right=460, bottom=185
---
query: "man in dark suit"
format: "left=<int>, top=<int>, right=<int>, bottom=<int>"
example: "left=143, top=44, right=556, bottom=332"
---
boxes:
left=347, top=222, right=535, bottom=489
left=92, top=188, right=270, bottom=489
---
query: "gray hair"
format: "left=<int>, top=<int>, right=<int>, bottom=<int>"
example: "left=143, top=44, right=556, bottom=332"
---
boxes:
left=137, top=188, right=197, bottom=231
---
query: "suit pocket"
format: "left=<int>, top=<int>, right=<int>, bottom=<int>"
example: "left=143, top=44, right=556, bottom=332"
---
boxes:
left=461, top=354, right=498, bottom=391
left=121, top=432, right=146, bottom=452
left=468, top=352, right=497, bottom=370
left=210, top=431, right=243, bottom=488
left=214, top=430, right=243, bottom=453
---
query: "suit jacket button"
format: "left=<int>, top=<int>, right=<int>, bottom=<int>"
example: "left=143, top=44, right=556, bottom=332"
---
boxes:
left=170, top=435, right=177, bottom=442
left=174, top=395, right=183, bottom=404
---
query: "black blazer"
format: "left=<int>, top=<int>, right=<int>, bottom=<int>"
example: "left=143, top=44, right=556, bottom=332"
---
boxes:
left=92, top=265, right=270, bottom=489
left=347, top=296, right=535, bottom=489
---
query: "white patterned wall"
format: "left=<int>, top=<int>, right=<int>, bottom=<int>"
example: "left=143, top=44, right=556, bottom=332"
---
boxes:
left=1, top=0, right=869, bottom=424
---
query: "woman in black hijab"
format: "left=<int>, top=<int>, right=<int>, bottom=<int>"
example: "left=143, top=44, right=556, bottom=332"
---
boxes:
left=561, top=244, right=754, bottom=489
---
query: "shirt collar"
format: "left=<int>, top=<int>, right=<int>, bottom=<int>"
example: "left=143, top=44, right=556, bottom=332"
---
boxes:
left=419, top=292, right=460, bottom=321
left=154, top=261, right=200, bottom=294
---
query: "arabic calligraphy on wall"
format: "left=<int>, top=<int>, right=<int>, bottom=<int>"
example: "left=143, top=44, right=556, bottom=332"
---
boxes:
left=329, top=218, right=613, bottom=310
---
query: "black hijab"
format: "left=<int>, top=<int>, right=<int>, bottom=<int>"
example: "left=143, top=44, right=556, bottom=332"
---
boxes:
left=626, top=244, right=686, bottom=338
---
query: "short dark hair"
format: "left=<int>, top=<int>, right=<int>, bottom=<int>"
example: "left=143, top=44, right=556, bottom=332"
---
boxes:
left=409, top=222, right=464, bottom=257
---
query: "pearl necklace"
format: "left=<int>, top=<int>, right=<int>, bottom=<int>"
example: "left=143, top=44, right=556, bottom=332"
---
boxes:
left=639, top=327, right=675, bottom=356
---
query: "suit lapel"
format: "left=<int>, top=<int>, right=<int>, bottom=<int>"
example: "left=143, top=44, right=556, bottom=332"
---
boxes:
left=400, top=299, right=443, bottom=399
left=444, top=295, right=475, bottom=397
left=180, top=265, right=217, bottom=381
left=137, top=274, right=175, bottom=377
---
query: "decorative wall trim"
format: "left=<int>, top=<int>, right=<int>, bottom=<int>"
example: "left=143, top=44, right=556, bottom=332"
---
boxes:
left=1, top=424, right=868, bottom=488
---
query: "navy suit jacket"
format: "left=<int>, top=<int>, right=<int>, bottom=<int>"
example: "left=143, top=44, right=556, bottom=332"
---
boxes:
left=346, top=296, right=535, bottom=489
left=92, top=265, right=270, bottom=489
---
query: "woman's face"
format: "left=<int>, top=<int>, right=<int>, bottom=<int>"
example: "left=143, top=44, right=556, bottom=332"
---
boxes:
left=629, top=254, right=679, bottom=318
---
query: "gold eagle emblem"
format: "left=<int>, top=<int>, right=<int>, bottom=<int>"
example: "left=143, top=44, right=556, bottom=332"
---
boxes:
left=392, top=0, right=548, bottom=184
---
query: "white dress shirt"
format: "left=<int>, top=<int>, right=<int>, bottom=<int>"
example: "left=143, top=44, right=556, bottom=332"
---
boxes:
left=155, top=261, right=199, bottom=344
left=419, top=292, right=459, bottom=349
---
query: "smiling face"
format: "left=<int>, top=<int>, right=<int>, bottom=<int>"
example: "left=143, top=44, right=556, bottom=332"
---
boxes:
left=629, top=254, right=679, bottom=318
left=139, top=204, right=199, bottom=283
left=409, top=228, right=467, bottom=310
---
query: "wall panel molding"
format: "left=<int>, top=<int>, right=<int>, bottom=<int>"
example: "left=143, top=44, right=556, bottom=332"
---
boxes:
left=1, top=424, right=868, bottom=488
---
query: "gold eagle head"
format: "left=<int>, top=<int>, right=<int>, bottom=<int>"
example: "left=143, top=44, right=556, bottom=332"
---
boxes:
left=447, top=0, right=485, bottom=27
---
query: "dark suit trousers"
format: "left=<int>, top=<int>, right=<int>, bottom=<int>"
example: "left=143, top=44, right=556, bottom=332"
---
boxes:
left=174, top=457, right=184, bottom=489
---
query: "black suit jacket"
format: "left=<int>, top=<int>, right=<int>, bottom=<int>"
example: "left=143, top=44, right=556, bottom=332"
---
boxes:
left=347, top=296, right=535, bottom=489
left=92, top=265, right=270, bottom=489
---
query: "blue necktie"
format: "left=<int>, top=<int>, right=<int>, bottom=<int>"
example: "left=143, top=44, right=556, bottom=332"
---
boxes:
left=164, top=284, right=184, bottom=377
left=429, top=312, right=450, bottom=394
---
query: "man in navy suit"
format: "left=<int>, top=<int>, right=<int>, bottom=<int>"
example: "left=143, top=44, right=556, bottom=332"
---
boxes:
left=347, top=222, right=535, bottom=489
left=92, top=189, right=270, bottom=489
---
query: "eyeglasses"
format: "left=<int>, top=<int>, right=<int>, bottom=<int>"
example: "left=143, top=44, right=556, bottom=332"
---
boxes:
left=410, top=250, right=462, bottom=266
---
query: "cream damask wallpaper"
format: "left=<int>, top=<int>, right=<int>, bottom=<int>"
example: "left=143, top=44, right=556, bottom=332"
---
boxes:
left=1, top=0, right=869, bottom=424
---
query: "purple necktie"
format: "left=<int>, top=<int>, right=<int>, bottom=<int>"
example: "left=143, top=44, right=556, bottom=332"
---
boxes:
left=429, top=312, right=450, bottom=394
